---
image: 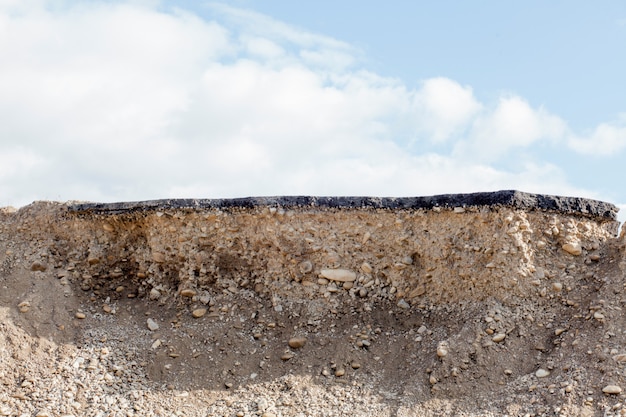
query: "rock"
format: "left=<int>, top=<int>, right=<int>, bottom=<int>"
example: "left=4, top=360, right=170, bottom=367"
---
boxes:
left=149, top=288, right=161, bottom=300
left=437, top=343, right=448, bottom=358
left=152, top=252, right=165, bottom=263
left=192, top=308, right=207, bottom=318
left=288, top=337, right=307, bottom=349
left=492, top=333, right=506, bottom=343
left=361, top=262, right=373, bottom=274
left=562, top=242, right=582, bottom=256
left=552, top=282, right=563, bottom=292
left=319, top=268, right=357, bottom=282
left=397, top=299, right=410, bottom=309
left=75, top=312, right=86, bottom=319
left=180, top=289, right=196, bottom=298
left=351, top=362, right=361, bottom=369
left=280, top=352, right=294, bottom=361
left=603, top=385, right=622, bottom=394
left=594, top=311, right=605, bottom=320
left=30, top=261, right=47, bottom=272
left=147, top=318, right=159, bottom=331
left=535, top=369, right=550, bottom=378
left=335, top=368, right=345, bottom=377
left=18, top=301, right=30, bottom=313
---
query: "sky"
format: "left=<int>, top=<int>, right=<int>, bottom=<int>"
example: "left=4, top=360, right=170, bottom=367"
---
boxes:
left=0, top=0, right=625, bottom=223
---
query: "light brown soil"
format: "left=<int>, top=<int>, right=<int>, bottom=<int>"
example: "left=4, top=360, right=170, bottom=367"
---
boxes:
left=1, top=201, right=625, bottom=416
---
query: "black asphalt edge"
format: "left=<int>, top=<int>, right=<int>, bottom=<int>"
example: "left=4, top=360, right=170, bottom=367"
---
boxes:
left=66, top=190, right=619, bottom=221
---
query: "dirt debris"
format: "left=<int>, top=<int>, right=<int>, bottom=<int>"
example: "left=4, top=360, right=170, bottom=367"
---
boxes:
left=0, top=194, right=625, bottom=416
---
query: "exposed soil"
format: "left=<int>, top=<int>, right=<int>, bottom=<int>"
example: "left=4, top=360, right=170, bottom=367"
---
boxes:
left=1, top=196, right=625, bottom=417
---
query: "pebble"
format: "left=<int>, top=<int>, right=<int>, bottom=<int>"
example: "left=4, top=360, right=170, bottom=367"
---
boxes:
left=603, top=385, right=623, bottom=395
left=152, top=252, right=165, bottom=263
left=18, top=301, right=30, bottom=313
left=562, top=242, right=582, bottom=256
left=536, top=369, right=550, bottom=378
left=361, top=262, right=372, bottom=274
left=149, top=288, right=161, bottom=300
left=492, top=333, right=506, bottom=343
left=613, top=354, right=626, bottom=363
left=192, top=308, right=207, bottom=318
left=437, top=343, right=448, bottom=358
left=335, top=368, right=345, bottom=377
left=147, top=318, right=159, bottom=331
left=397, top=299, right=410, bottom=309
left=552, top=282, right=563, bottom=292
left=319, top=269, right=357, bottom=282
left=75, top=312, right=86, bottom=319
left=180, top=289, right=196, bottom=298
left=288, top=337, right=307, bottom=349
left=30, top=261, right=47, bottom=272
left=0, top=407, right=11, bottom=416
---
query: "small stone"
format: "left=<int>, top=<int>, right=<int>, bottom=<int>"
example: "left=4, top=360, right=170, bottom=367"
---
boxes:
left=281, top=352, right=294, bottom=361
left=359, top=288, right=368, bottom=298
left=552, top=282, right=563, bottom=292
left=613, top=354, right=626, bottom=363
left=343, top=281, right=354, bottom=290
left=319, top=268, right=357, bottom=282
left=492, top=333, right=506, bottom=343
left=397, top=299, right=410, bottom=309
left=262, top=413, right=276, bottom=417
left=361, top=262, right=373, bottom=274
left=0, top=406, right=11, bottom=416
left=351, top=362, right=361, bottom=369
left=180, top=289, right=196, bottom=298
left=30, top=261, right=47, bottom=272
left=504, top=369, right=513, bottom=375
left=299, top=260, right=313, bottom=273
left=589, top=254, right=601, bottom=261
left=562, top=242, right=582, bottom=256
left=75, top=312, right=86, bottom=319
left=535, top=369, right=550, bottom=378
left=335, top=368, right=345, bottom=377
left=147, top=318, right=159, bottom=331
left=603, top=385, right=623, bottom=394
left=224, top=381, right=233, bottom=389
left=429, top=375, right=437, bottom=384
left=288, top=337, right=307, bottom=349
left=115, top=285, right=125, bottom=293
left=192, top=308, right=207, bottom=318
left=436, top=343, right=448, bottom=358
left=102, top=304, right=112, bottom=313
left=18, top=301, right=30, bottom=313
left=555, top=328, right=566, bottom=336
left=149, top=288, right=161, bottom=300
left=152, top=252, right=165, bottom=263
left=102, top=223, right=114, bottom=232
left=594, top=311, right=605, bottom=320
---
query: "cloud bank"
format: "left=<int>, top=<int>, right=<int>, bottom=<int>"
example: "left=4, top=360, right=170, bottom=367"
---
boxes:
left=0, top=1, right=624, bottom=224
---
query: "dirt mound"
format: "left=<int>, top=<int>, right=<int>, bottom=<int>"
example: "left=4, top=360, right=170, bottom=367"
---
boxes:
left=1, top=192, right=625, bottom=416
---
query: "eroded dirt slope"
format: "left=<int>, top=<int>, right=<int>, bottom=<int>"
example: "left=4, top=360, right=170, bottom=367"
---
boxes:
left=1, top=194, right=625, bottom=417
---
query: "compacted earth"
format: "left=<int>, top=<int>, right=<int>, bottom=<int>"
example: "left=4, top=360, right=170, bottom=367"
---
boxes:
left=0, top=191, right=625, bottom=417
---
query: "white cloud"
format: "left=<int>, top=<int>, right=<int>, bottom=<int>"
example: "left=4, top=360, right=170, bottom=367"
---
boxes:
left=0, top=0, right=621, bottom=211
left=409, top=77, right=482, bottom=143
left=455, top=96, right=567, bottom=161
left=568, top=122, right=626, bottom=156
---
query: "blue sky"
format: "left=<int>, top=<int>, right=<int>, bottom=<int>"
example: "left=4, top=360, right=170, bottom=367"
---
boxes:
left=1, top=0, right=625, bottom=222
